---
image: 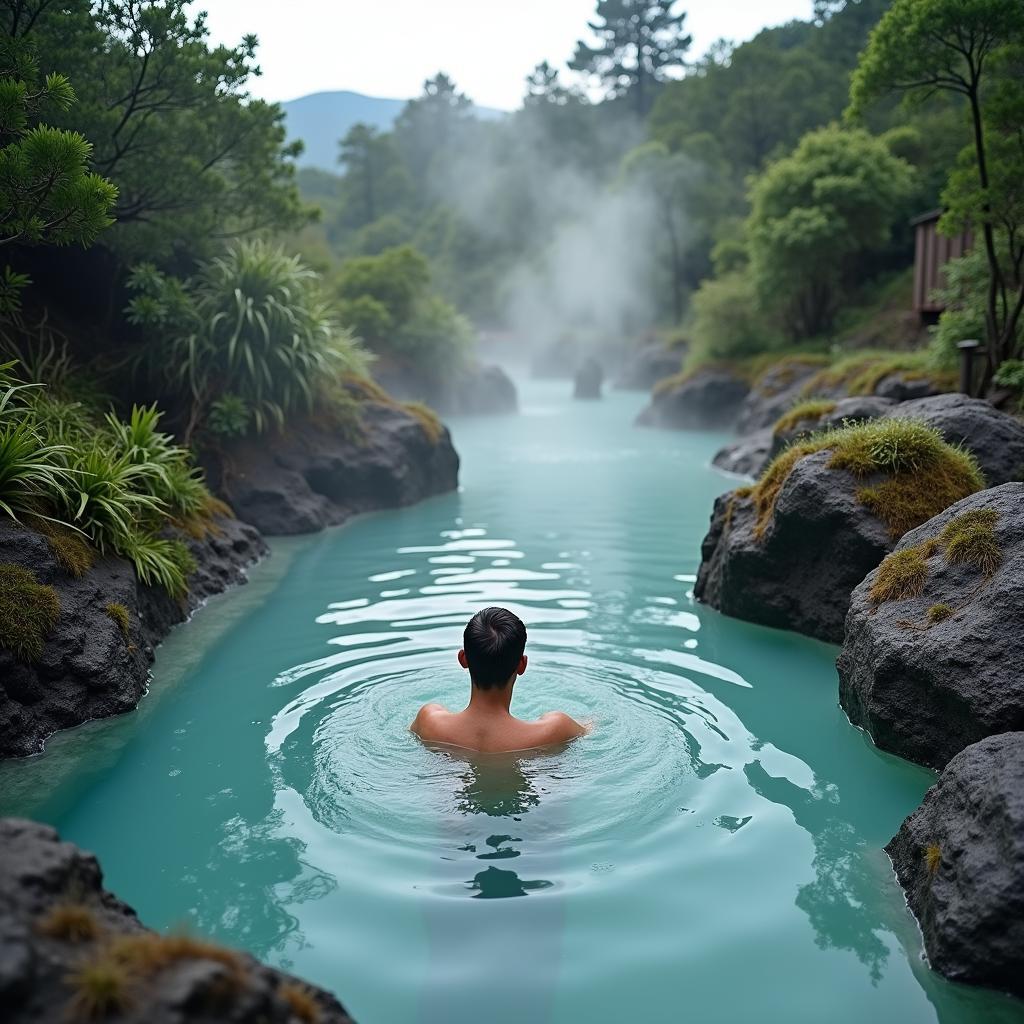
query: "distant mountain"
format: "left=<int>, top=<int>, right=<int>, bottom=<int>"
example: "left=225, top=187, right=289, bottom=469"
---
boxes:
left=282, top=90, right=505, bottom=172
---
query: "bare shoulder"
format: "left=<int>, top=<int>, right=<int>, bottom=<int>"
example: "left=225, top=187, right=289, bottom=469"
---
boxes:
left=410, top=702, right=449, bottom=735
left=537, top=711, right=589, bottom=741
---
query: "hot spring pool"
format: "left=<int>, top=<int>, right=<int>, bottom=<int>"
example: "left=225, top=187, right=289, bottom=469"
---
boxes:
left=3, top=378, right=1022, bottom=1023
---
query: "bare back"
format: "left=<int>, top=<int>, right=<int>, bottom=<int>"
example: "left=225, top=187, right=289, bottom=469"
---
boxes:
left=411, top=703, right=587, bottom=753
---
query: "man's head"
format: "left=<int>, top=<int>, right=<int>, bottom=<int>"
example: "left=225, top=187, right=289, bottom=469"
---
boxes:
left=459, top=606, right=528, bottom=689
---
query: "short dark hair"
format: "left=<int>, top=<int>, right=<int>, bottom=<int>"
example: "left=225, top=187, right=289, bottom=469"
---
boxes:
left=463, top=607, right=527, bottom=689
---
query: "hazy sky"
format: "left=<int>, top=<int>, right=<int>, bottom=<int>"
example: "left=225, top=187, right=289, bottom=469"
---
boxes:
left=200, top=1, right=815, bottom=110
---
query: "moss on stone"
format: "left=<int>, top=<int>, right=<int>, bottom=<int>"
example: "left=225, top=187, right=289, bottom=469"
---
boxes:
left=939, top=507, right=1002, bottom=575
left=27, top=517, right=95, bottom=577
left=870, top=546, right=930, bottom=605
left=746, top=419, right=984, bottom=541
left=36, top=903, right=100, bottom=942
left=66, top=956, right=132, bottom=1020
left=800, top=350, right=956, bottom=399
left=927, top=603, right=954, bottom=624
left=104, top=602, right=131, bottom=639
left=402, top=401, right=444, bottom=445
left=773, top=399, right=837, bottom=436
left=280, top=982, right=321, bottom=1023
left=0, top=562, right=60, bottom=662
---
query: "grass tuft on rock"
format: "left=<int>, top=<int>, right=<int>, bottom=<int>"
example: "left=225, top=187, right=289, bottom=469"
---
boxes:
left=37, top=903, right=100, bottom=942
left=925, top=843, right=942, bottom=877
left=744, top=419, right=984, bottom=541
left=104, top=931, right=243, bottom=981
left=800, top=351, right=956, bottom=398
left=27, top=517, right=95, bottom=577
left=870, top=546, right=930, bottom=605
left=104, top=602, right=131, bottom=639
left=280, top=982, right=322, bottom=1023
left=773, top=399, right=836, bottom=435
left=939, top=508, right=1002, bottom=575
left=403, top=401, right=444, bottom=445
left=66, top=956, right=133, bottom=1020
left=927, top=603, right=954, bottom=624
left=0, top=562, right=60, bottom=661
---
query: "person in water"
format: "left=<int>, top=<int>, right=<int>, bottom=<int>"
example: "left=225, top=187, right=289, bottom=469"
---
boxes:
left=410, top=606, right=588, bottom=752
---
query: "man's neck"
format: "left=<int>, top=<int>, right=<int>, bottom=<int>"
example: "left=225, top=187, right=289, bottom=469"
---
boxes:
left=467, top=681, right=515, bottom=714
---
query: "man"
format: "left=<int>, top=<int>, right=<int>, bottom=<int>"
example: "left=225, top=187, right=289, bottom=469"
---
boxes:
left=411, top=606, right=588, bottom=752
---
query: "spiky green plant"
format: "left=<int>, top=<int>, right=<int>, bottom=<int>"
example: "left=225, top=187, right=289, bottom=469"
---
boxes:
left=129, top=241, right=370, bottom=436
left=0, top=419, right=70, bottom=520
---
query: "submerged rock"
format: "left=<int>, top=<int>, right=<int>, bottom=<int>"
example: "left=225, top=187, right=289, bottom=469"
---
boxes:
left=636, top=366, right=749, bottom=430
left=207, top=397, right=460, bottom=536
left=885, top=732, right=1024, bottom=997
left=573, top=357, right=604, bottom=400
left=711, top=428, right=774, bottom=477
left=838, top=483, right=1024, bottom=768
left=613, top=342, right=683, bottom=391
left=0, top=516, right=266, bottom=759
left=695, top=450, right=893, bottom=642
left=881, top=393, right=1024, bottom=486
left=0, top=818, right=355, bottom=1023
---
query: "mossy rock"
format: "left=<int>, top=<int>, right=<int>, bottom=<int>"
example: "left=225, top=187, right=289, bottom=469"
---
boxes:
left=839, top=483, right=1024, bottom=768
left=695, top=420, right=984, bottom=643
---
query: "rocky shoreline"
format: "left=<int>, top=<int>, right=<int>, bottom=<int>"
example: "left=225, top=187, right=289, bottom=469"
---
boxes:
left=659, top=352, right=1024, bottom=999
left=0, top=395, right=460, bottom=759
left=0, top=818, right=355, bottom=1023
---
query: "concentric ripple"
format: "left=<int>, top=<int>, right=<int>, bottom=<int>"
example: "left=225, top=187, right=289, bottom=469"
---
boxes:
left=262, top=526, right=817, bottom=906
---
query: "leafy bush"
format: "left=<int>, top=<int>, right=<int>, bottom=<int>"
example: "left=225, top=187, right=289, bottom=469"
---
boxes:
left=128, top=240, right=370, bottom=436
left=993, top=359, right=1024, bottom=410
left=688, top=272, right=781, bottom=364
left=333, top=244, right=470, bottom=382
left=0, top=364, right=216, bottom=598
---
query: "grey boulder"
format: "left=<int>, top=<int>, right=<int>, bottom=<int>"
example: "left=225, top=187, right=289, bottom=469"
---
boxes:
left=712, top=428, right=774, bottom=478
left=695, top=449, right=894, bottom=643
left=0, top=818, right=355, bottom=1023
left=636, top=367, right=749, bottom=430
left=838, top=483, right=1024, bottom=768
left=0, top=516, right=266, bottom=759
left=207, top=400, right=459, bottom=536
left=735, top=360, right=826, bottom=434
left=882, top=393, right=1024, bottom=485
left=885, top=732, right=1024, bottom=997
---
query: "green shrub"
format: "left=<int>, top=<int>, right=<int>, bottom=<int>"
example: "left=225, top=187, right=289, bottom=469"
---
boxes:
left=688, top=271, right=781, bottom=365
left=127, top=241, right=370, bottom=436
left=993, top=359, right=1024, bottom=411
left=0, top=562, right=60, bottom=661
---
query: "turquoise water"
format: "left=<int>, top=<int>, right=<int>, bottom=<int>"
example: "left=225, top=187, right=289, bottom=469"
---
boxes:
left=3, top=379, right=1022, bottom=1024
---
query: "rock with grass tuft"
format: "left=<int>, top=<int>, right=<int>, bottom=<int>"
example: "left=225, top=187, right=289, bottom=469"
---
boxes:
left=0, top=818, right=355, bottom=1023
left=696, top=420, right=984, bottom=642
left=885, top=732, right=1024, bottom=997
left=882, top=393, right=1024, bottom=486
left=839, top=483, right=1024, bottom=767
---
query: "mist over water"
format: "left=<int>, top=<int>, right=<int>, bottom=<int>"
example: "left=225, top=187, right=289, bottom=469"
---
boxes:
left=3, top=382, right=1021, bottom=1024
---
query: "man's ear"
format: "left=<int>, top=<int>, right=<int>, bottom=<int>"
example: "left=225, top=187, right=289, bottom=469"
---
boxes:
left=517, top=654, right=528, bottom=676
left=458, top=649, right=469, bottom=670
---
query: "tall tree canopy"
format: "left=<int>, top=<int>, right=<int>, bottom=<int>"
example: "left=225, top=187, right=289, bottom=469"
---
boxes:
left=570, top=0, right=691, bottom=116
left=17, top=0, right=308, bottom=265
left=849, top=0, right=1024, bottom=376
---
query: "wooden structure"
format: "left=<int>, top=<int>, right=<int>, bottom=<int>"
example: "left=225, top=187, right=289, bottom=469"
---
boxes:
left=912, top=209, right=973, bottom=323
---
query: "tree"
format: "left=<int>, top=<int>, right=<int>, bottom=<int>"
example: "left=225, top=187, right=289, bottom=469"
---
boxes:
left=849, top=0, right=1024, bottom=380
left=337, top=123, right=410, bottom=230
left=570, top=0, right=691, bottom=117
left=0, top=35, right=115, bottom=251
left=524, top=61, right=571, bottom=106
left=393, top=73, right=472, bottom=190
left=20, top=0, right=308, bottom=264
left=747, top=126, right=915, bottom=339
